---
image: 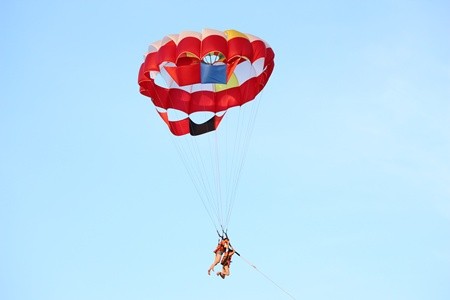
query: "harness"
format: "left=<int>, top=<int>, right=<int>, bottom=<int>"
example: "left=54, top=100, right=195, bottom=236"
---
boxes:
left=221, top=250, right=235, bottom=266
left=213, top=240, right=228, bottom=254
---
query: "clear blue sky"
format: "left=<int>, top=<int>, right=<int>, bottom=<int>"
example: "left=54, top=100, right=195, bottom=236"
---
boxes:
left=1, top=0, right=449, bottom=299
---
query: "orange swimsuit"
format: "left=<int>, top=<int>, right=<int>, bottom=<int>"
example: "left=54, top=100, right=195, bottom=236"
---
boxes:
left=221, top=250, right=235, bottom=266
left=213, top=240, right=228, bottom=254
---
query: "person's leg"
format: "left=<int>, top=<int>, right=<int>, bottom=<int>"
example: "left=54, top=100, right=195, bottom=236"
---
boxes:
left=218, top=267, right=225, bottom=279
left=208, top=253, right=222, bottom=275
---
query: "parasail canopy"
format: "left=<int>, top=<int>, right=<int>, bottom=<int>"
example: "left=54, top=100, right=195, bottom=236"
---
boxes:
left=138, top=29, right=275, bottom=233
left=138, top=29, right=275, bottom=136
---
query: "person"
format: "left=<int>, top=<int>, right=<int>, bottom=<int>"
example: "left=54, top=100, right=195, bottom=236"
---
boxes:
left=217, top=245, right=235, bottom=279
left=208, top=238, right=229, bottom=275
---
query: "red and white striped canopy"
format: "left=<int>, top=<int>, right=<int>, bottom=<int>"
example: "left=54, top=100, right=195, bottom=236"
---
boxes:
left=138, top=29, right=275, bottom=136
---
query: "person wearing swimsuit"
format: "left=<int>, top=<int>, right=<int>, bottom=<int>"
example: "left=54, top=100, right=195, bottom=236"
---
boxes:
left=208, top=238, right=229, bottom=275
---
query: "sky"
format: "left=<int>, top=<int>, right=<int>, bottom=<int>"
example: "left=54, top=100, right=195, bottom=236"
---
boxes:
left=1, top=0, right=450, bottom=299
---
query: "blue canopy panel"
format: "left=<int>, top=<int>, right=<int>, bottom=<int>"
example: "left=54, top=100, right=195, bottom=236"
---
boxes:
left=201, top=64, right=227, bottom=84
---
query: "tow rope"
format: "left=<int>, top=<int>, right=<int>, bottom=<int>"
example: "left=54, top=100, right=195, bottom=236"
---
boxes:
left=236, top=251, right=297, bottom=300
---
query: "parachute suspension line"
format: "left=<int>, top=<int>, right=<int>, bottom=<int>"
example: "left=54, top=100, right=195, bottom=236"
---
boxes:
left=193, top=138, right=222, bottom=231
left=191, top=131, right=217, bottom=216
left=237, top=253, right=297, bottom=300
left=229, top=104, right=248, bottom=227
left=202, top=127, right=222, bottom=228
left=223, top=104, right=244, bottom=229
left=164, top=131, right=220, bottom=230
left=213, top=129, right=224, bottom=227
left=156, top=84, right=221, bottom=232
left=222, top=107, right=242, bottom=230
left=224, top=91, right=265, bottom=229
left=193, top=88, right=224, bottom=229
left=188, top=106, right=224, bottom=229
left=220, top=87, right=231, bottom=232
left=170, top=134, right=220, bottom=232
left=223, top=83, right=252, bottom=232
left=178, top=89, right=224, bottom=230
left=222, top=90, right=247, bottom=231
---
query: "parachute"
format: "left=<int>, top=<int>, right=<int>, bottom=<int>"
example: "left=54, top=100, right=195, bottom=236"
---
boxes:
left=138, top=29, right=275, bottom=233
